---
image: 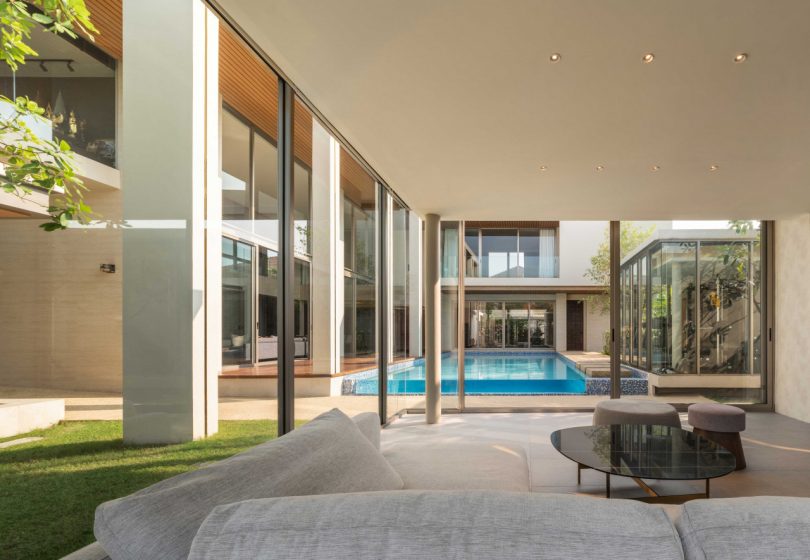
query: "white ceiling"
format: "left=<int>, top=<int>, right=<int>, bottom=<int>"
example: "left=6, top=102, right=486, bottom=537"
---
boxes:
left=219, top=0, right=810, bottom=220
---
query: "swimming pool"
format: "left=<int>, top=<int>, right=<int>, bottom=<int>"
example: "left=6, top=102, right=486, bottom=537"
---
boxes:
left=352, top=353, right=587, bottom=395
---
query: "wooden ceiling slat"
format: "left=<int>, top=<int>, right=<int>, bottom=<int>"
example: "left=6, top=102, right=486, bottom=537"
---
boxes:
left=84, top=0, right=122, bottom=60
left=220, top=27, right=279, bottom=142
left=465, top=221, right=560, bottom=229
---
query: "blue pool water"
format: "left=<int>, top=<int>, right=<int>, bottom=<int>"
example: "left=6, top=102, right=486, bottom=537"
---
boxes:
left=353, top=353, right=586, bottom=395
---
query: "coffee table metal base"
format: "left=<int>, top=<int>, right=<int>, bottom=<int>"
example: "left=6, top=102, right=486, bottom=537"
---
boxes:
left=578, top=464, right=711, bottom=504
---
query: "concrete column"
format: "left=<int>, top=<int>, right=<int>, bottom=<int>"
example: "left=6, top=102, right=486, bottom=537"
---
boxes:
left=310, top=126, right=338, bottom=375
left=424, top=214, right=441, bottom=424
left=121, top=0, right=217, bottom=443
left=555, top=293, right=567, bottom=351
left=408, top=213, right=423, bottom=357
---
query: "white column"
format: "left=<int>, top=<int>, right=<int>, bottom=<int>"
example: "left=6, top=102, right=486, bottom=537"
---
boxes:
left=408, top=213, right=423, bottom=357
left=555, top=293, right=567, bottom=352
left=310, top=125, right=339, bottom=376
left=122, top=0, right=217, bottom=443
left=424, top=214, right=441, bottom=424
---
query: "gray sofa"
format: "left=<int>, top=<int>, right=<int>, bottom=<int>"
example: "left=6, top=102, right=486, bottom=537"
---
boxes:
left=65, top=409, right=810, bottom=560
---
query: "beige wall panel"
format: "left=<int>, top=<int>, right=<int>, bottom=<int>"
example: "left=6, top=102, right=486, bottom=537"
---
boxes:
left=0, top=189, right=122, bottom=393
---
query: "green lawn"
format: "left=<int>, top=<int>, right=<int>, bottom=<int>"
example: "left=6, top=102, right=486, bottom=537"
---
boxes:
left=0, top=420, right=280, bottom=560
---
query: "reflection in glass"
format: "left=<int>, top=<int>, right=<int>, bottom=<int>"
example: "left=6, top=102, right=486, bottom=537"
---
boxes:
left=506, top=302, right=529, bottom=348
left=222, top=238, right=253, bottom=366
left=481, top=229, right=519, bottom=278
left=340, top=147, right=377, bottom=375
left=699, top=242, right=752, bottom=373
left=254, top=133, right=279, bottom=243
left=222, top=110, right=251, bottom=222
left=257, top=247, right=278, bottom=362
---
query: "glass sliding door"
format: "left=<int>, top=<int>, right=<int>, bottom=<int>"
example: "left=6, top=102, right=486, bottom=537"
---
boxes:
left=387, top=197, right=423, bottom=418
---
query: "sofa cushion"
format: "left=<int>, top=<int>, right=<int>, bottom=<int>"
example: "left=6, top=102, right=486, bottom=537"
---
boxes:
left=675, top=496, right=810, bottom=560
left=94, top=409, right=403, bottom=560
left=352, top=411, right=381, bottom=449
left=188, top=490, right=685, bottom=560
left=383, top=442, right=530, bottom=491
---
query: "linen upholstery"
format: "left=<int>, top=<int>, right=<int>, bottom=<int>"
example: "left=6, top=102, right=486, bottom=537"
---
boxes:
left=188, top=490, right=685, bottom=560
left=675, top=496, right=810, bottom=560
left=383, top=441, right=530, bottom=491
left=352, top=411, right=381, bottom=449
left=94, top=409, right=403, bottom=560
left=687, top=403, right=746, bottom=432
left=593, top=400, right=681, bottom=429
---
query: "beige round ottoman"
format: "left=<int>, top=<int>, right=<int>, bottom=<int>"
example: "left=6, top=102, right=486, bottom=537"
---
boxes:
left=593, top=400, right=681, bottom=429
left=688, top=403, right=746, bottom=470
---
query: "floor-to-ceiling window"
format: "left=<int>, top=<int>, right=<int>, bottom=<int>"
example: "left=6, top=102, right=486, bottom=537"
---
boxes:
left=465, top=300, right=554, bottom=350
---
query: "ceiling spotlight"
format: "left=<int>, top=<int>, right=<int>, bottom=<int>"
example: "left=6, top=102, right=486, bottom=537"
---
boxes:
left=596, top=165, right=605, bottom=171
left=734, top=53, right=748, bottom=63
left=642, top=53, right=655, bottom=64
left=539, top=165, right=548, bottom=171
left=709, top=164, right=719, bottom=171
left=549, top=53, right=561, bottom=63
left=651, top=165, right=660, bottom=172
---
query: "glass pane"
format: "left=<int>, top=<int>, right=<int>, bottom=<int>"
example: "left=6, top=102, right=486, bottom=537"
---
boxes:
left=253, top=133, right=279, bottom=244
left=506, top=302, right=530, bottom=348
left=529, top=302, right=554, bottom=348
left=0, top=26, right=117, bottom=167
left=699, top=242, right=753, bottom=373
left=340, top=147, right=378, bottom=381
left=387, top=198, right=421, bottom=418
left=222, top=110, right=251, bottom=223
left=222, top=238, right=253, bottom=366
left=519, top=230, right=540, bottom=277
left=464, top=228, right=480, bottom=277
left=257, top=247, right=278, bottom=362
left=217, top=26, right=281, bottom=430
left=639, top=256, right=648, bottom=368
left=481, top=229, right=519, bottom=278
left=440, top=222, right=460, bottom=409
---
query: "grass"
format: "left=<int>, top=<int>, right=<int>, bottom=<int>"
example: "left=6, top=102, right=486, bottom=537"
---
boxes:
left=0, top=420, right=280, bottom=560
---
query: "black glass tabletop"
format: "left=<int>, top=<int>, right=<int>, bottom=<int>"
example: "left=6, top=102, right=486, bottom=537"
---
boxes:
left=550, top=425, right=736, bottom=481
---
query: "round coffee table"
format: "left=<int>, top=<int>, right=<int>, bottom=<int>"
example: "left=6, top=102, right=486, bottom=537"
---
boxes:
left=550, top=424, right=736, bottom=503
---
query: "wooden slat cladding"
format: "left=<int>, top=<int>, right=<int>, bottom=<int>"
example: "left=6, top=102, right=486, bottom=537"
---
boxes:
left=465, top=221, right=560, bottom=229
left=220, top=27, right=279, bottom=142
left=84, top=0, right=122, bottom=60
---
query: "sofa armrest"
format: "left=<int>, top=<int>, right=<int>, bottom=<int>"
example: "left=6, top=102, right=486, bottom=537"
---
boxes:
left=352, top=412, right=381, bottom=449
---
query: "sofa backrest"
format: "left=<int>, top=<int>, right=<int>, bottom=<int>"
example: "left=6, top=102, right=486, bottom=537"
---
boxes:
left=94, top=409, right=401, bottom=560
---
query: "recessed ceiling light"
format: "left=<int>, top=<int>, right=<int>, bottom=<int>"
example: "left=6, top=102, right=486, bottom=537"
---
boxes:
left=734, top=53, right=748, bottom=63
left=651, top=165, right=660, bottom=172
left=642, top=53, right=655, bottom=64
left=539, top=165, right=548, bottom=171
left=596, top=165, right=605, bottom=171
left=549, top=53, right=561, bottom=63
left=709, top=164, right=719, bottom=171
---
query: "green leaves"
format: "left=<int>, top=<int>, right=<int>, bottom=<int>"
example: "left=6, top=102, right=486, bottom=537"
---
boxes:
left=0, top=0, right=98, bottom=231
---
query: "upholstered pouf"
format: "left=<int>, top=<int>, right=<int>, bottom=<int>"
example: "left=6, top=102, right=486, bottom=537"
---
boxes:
left=593, top=400, right=681, bottom=429
left=688, top=403, right=746, bottom=470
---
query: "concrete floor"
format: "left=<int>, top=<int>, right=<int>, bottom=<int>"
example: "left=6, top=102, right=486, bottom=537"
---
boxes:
left=382, top=412, right=810, bottom=499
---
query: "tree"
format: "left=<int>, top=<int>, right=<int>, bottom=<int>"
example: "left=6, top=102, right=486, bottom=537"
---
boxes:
left=0, top=1, right=97, bottom=230
left=585, top=222, right=655, bottom=314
